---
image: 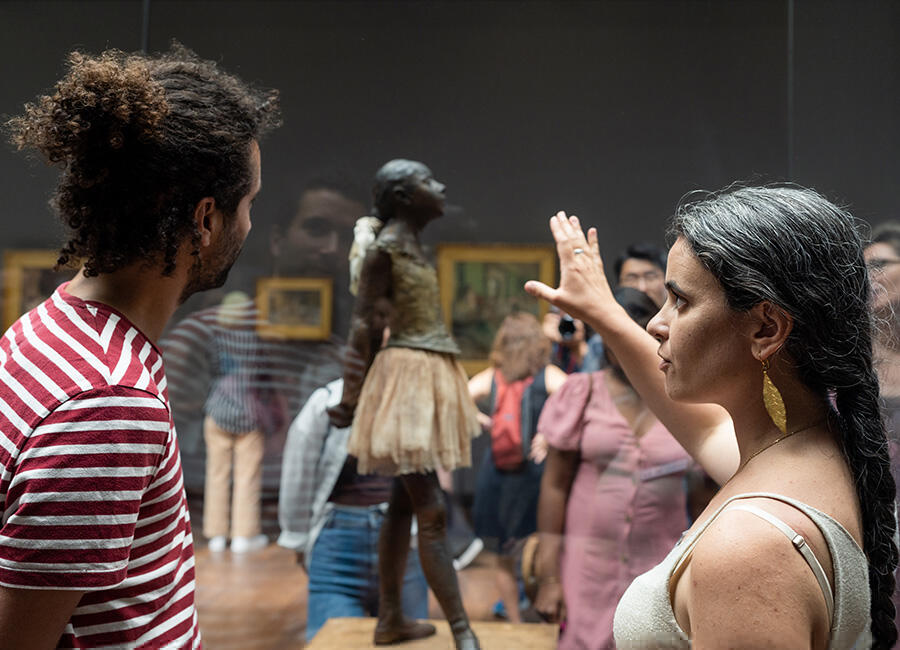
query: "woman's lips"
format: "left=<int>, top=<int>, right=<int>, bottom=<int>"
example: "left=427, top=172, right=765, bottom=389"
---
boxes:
left=658, top=351, right=671, bottom=371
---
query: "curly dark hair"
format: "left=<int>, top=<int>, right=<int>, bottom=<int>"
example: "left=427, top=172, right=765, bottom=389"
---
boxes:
left=7, top=43, right=280, bottom=276
left=672, top=185, right=898, bottom=648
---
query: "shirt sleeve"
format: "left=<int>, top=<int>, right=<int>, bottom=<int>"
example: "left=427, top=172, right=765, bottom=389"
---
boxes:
left=538, top=371, right=594, bottom=451
left=0, top=386, right=169, bottom=590
left=277, top=383, right=335, bottom=551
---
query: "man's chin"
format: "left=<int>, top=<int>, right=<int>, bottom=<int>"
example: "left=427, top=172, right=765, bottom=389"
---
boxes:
left=179, top=267, right=234, bottom=305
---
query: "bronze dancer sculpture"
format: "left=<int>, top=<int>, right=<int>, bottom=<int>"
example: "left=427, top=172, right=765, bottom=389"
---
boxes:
left=329, top=159, right=481, bottom=649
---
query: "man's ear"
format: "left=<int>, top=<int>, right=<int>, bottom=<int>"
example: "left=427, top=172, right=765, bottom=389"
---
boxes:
left=749, top=300, right=793, bottom=361
left=193, top=197, right=217, bottom=247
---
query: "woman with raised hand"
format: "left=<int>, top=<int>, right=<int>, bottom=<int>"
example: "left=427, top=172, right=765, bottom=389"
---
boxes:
left=525, top=186, right=897, bottom=649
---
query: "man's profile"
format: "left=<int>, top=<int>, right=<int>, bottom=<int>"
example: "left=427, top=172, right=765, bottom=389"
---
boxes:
left=0, top=44, right=278, bottom=647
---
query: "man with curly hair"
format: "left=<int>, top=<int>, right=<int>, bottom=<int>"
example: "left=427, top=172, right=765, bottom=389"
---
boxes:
left=0, top=45, right=279, bottom=647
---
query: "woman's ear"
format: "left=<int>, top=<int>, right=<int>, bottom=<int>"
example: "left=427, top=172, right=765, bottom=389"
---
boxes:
left=749, top=300, right=793, bottom=361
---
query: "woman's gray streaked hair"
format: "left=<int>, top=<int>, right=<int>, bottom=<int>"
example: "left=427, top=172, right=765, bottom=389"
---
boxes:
left=671, top=185, right=897, bottom=648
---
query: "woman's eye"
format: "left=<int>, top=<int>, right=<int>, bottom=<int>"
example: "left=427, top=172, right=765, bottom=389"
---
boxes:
left=667, top=291, right=686, bottom=309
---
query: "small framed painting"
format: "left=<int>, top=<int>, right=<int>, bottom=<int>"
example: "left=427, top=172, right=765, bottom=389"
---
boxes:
left=437, top=244, right=556, bottom=375
left=256, top=276, right=333, bottom=340
left=3, top=249, right=78, bottom=331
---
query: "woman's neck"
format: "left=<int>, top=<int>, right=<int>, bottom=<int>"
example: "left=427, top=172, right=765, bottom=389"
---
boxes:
left=725, top=378, right=832, bottom=473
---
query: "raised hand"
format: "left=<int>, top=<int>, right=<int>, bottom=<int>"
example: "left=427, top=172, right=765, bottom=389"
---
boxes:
left=524, top=211, right=617, bottom=331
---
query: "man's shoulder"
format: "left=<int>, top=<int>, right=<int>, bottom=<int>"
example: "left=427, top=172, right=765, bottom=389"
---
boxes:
left=2, top=305, right=168, bottom=425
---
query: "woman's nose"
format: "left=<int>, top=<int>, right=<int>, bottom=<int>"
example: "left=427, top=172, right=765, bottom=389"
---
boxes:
left=647, top=309, right=667, bottom=341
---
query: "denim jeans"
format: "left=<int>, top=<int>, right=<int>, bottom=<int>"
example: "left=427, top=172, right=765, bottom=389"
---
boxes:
left=306, top=504, right=429, bottom=641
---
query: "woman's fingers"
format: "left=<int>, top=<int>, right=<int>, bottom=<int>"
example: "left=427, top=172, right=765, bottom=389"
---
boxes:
left=587, top=227, right=600, bottom=257
left=529, top=210, right=620, bottom=330
left=524, top=280, right=558, bottom=304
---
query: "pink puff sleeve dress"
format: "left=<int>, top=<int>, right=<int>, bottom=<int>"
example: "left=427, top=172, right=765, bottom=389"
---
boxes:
left=539, top=370, right=693, bottom=650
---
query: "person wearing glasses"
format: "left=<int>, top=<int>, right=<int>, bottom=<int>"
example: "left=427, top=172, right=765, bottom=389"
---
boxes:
left=864, top=220, right=900, bottom=625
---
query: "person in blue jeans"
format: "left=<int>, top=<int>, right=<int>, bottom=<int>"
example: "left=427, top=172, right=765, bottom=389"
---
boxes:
left=278, top=379, right=429, bottom=641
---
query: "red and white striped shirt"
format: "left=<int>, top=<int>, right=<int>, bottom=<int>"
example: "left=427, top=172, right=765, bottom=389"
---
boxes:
left=0, top=284, right=199, bottom=648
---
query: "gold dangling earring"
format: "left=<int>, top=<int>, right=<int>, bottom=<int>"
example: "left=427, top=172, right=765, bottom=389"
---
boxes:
left=761, top=358, right=787, bottom=434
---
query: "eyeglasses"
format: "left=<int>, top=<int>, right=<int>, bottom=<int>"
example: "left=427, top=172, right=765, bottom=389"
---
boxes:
left=621, top=271, right=664, bottom=284
left=866, top=259, right=900, bottom=272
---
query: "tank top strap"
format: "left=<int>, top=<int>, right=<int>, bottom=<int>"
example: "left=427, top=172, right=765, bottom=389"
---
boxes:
left=723, top=502, right=834, bottom=623
left=670, top=492, right=840, bottom=624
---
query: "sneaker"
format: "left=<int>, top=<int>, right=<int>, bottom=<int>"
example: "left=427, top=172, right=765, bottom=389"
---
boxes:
left=451, top=536, right=484, bottom=571
left=231, top=534, right=268, bottom=553
left=207, top=536, right=227, bottom=552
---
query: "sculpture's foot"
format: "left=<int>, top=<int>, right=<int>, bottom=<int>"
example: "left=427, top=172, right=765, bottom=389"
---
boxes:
left=373, top=619, right=437, bottom=645
left=452, top=627, right=481, bottom=650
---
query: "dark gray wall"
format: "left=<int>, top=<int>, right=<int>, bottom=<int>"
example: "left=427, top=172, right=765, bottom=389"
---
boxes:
left=1, top=0, right=898, bottom=302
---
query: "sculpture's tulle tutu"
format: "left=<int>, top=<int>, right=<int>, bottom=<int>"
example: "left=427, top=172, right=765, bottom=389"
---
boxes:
left=349, top=346, right=481, bottom=475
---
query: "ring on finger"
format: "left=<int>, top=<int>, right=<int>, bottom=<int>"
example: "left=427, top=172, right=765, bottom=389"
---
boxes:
left=573, top=248, right=584, bottom=255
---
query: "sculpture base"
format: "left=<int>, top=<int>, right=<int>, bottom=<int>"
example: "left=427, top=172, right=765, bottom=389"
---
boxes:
left=307, top=617, right=558, bottom=649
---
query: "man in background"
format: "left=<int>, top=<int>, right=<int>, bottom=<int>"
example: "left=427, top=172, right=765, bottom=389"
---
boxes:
left=614, top=242, right=668, bottom=307
left=863, top=221, right=900, bottom=621
left=581, top=241, right=668, bottom=373
left=162, top=175, right=365, bottom=552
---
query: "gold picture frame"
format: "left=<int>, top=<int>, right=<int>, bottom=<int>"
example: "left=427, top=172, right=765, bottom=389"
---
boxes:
left=256, top=276, right=333, bottom=340
left=3, top=249, right=78, bottom=331
left=437, top=244, right=556, bottom=375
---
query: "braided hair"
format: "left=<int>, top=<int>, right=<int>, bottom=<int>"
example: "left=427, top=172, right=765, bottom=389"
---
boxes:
left=671, top=185, right=897, bottom=648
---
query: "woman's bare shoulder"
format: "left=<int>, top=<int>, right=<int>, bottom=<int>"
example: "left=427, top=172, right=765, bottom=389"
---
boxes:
left=682, top=501, right=832, bottom=647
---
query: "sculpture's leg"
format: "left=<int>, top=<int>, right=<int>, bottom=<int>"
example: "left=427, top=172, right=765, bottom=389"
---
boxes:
left=374, top=477, right=437, bottom=645
left=400, top=472, right=480, bottom=650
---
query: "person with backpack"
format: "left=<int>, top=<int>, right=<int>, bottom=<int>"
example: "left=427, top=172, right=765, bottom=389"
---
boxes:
left=468, top=312, right=568, bottom=623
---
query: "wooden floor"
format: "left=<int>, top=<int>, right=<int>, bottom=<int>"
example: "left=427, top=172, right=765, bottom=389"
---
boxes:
left=307, top=618, right=559, bottom=650
left=194, top=539, right=550, bottom=649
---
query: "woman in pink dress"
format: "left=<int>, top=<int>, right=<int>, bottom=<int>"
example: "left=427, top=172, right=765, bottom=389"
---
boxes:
left=534, top=287, right=695, bottom=649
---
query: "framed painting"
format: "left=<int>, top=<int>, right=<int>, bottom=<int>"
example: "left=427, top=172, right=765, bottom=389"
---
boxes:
left=437, top=244, right=556, bottom=375
left=3, top=249, right=78, bottom=331
left=256, top=276, right=333, bottom=340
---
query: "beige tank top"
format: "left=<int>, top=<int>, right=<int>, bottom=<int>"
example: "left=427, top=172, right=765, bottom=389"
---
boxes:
left=613, top=492, right=870, bottom=649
